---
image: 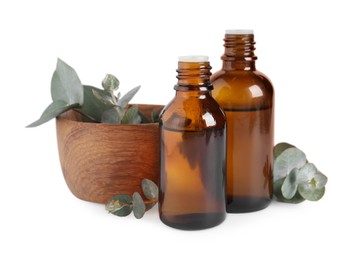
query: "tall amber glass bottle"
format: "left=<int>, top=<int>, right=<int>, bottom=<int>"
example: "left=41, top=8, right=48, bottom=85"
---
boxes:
left=159, top=56, right=226, bottom=230
left=211, top=30, right=274, bottom=213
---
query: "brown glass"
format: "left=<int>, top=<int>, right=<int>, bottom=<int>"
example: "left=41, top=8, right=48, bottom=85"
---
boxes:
left=211, top=33, right=274, bottom=213
left=159, top=60, right=226, bottom=230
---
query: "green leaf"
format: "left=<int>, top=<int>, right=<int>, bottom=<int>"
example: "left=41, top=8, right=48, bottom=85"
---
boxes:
left=92, top=88, right=116, bottom=105
left=28, top=59, right=84, bottom=127
left=273, top=177, right=285, bottom=199
left=117, top=85, right=141, bottom=108
left=101, top=107, right=124, bottom=124
left=151, top=110, right=160, bottom=123
left=51, top=58, right=83, bottom=104
left=132, top=192, right=146, bottom=219
left=27, top=100, right=79, bottom=127
left=79, top=85, right=114, bottom=122
left=281, top=168, right=299, bottom=199
left=107, top=194, right=132, bottom=206
left=298, top=185, right=325, bottom=201
left=141, top=179, right=159, bottom=200
left=277, top=191, right=305, bottom=204
left=274, top=142, right=295, bottom=159
left=121, top=106, right=141, bottom=124
left=315, top=171, right=328, bottom=189
left=102, top=74, right=119, bottom=92
left=296, top=165, right=327, bottom=201
left=111, top=205, right=132, bottom=217
left=106, top=194, right=133, bottom=217
left=273, top=177, right=305, bottom=203
left=296, top=163, right=318, bottom=184
left=273, top=147, right=307, bottom=182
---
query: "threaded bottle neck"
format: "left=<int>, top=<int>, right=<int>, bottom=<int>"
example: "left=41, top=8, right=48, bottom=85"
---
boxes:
left=222, top=32, right=257, bottom=70
left=175, top=56, right=212, bottom=90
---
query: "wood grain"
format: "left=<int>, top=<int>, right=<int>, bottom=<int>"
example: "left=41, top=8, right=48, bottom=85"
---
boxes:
left=56, top=104, right=163, bottom=204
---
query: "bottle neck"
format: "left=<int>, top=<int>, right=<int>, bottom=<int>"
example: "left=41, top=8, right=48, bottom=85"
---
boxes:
left=221, top=33, right=257, bottom=71
left=175, top=61, right=213, bottom=91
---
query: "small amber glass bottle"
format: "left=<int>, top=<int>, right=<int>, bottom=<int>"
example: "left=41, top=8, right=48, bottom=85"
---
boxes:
left=211, top=30, right=274, bottom=213
left=159, top=56, right=226, bottom=230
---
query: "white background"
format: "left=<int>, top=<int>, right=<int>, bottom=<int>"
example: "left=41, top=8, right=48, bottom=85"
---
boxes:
left=1, top=0, right=358, bottom=259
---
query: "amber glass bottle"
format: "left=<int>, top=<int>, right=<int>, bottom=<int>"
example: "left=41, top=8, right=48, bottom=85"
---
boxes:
left=211, top=30, right=274, bottom=213
left=159, top=56, right=226, bottom=230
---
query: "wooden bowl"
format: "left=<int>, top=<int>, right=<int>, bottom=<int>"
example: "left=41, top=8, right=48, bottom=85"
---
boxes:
left=56, top=104, right=163, bottom=204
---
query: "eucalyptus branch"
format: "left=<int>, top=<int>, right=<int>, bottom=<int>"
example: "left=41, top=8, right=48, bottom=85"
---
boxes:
left=109, top=198, right=158, bottom=207
left=273, top=142, right=328, bottom=203
left=106, top=179, right=159, bottom=219
left=27, top=59, right=158, bottom=127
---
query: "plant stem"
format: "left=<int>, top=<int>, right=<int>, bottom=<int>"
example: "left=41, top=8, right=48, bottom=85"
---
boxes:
left=72, top=109, right=100, bottom=123
left=115, top=199, right=158, bottom=207
left=111, top=91, right=123, bottom=123
left=144, top=199, right=158, bottom=205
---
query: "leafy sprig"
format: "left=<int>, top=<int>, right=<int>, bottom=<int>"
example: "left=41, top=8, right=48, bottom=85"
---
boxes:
left=273, top=142, right=328, bottom=203
left=27, top=58, right=157, bottom=127
left=106, top=179, right=158, bottom=219
left=93, top=74, right=141, bottom=124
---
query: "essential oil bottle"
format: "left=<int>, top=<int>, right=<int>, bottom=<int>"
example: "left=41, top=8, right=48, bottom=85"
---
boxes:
left=211, top=30, right=274, bottom=213
left=159, top=56, right=226, bottom=230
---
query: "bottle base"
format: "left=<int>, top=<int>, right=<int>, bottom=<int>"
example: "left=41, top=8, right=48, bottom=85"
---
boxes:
left=160, top=212, right=226, bottom=230
left=226, top=196, right=271, bottom=213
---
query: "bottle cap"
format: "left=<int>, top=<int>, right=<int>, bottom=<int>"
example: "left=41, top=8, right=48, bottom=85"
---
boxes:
left=225, top=29, right=254, bottom=35
left=178, top=55, right=209, bottom=62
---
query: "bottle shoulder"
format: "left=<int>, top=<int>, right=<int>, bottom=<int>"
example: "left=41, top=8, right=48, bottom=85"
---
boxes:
left=210, top=69, right=274, bottom=110
left=160, top=94, right=226, bottom=131
left=211, top=69, right=273, bottom=88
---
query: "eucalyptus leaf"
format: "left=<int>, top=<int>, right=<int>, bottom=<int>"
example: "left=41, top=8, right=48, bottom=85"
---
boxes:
left=51, top=58, right=83, bottom=104
left=102, top=74, right=119, bottom=92
left=27, top=101, right=79, bottom=127
left=121, top=106, right=141, bottom=124
left=281, top=168, right=299, bottom=199
left=274, top=142, right=295, bottom=159
left=79, top=85, right=114, bottom=122
left=101, top=107, right=124, bottom=124
left=106, top=194, right=133, bottom=217
left=296, top=163, right=318, bottom=184
left=297, top=165, right=327, bottom=201
left=273, top=147, right=307, bottom=182
left=273, top=177, right=304, bottom=203
left=92, top=89, right=116, bottom=105
left=141, top=179, right=159, bottom=200
left=106, top=194, right=132, bottom=210
left=276, top=190, right=305, bottom=204
left=273, top=177, right=285, bottom=199
left=117, top=85, right=141, bottom=108
left=151, top=110, right=160, bottom=123
left=298, top=185, right=325, bottom=201
left=112, top=205, right=132, bottom=217
left=315, top=171, right=328, bottom=189
left=132, top=192, right=146, bottom=219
